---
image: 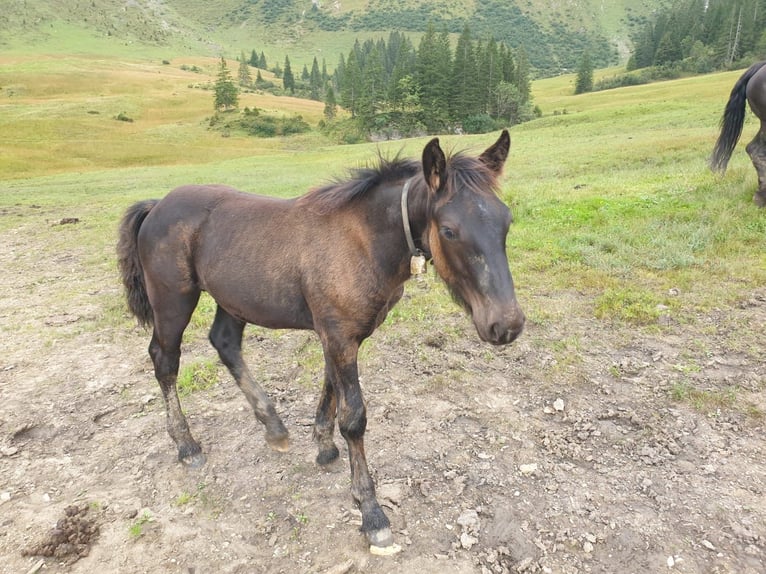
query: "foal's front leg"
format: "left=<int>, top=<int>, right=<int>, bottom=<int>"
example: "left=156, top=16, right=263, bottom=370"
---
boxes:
left=321, top=338, right=394, bottom=549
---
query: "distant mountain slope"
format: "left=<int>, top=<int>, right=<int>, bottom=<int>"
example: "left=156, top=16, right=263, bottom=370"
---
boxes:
left=1, top=0, right=670, bottom=75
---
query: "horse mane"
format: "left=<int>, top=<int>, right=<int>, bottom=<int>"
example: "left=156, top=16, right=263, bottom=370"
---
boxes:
left=297, top=147, right=502, bottom=215
left=298, top=154, right=420, bottom=214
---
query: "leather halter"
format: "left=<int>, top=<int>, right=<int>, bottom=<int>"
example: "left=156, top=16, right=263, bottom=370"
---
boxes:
left=400, top=178, right=426, bottom=260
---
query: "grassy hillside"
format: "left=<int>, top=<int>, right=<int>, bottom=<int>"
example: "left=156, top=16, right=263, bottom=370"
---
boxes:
left=2, top=47, right=764, bottom=322
left=0, top=0, right=670, bottom=74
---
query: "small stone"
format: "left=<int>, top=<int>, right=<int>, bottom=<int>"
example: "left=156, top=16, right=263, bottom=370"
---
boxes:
left=553, top=398, right=565, bottom=412
left=0, top=492, right=11, bottom=503
left=1, top=446, right=19, bottom=456
left=583, top=541, right=594, bottom=553
left=516, top=557, right=534, bottom=572
left=460, top=532, right=478, bottom=549
left=667, top=556, right=675, bottom=568
left=701, top=539, right=715, bottom=551
left=457, top=509, right=480, bottom=533
left=519, top=463, right=538, bottom=475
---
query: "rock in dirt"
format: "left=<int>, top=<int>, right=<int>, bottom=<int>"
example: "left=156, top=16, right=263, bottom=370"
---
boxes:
left=321, top=559, right=355, bottom=574
left=460, top=532, right=478, bottom=549
left=457, top=509, right=481, bottom=534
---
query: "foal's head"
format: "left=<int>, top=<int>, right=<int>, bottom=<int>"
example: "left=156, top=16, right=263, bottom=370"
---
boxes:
left=422, top=130, right=525, bottom=345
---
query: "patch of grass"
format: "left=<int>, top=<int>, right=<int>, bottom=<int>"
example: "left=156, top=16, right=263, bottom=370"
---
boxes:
left=128, top=511, right=153, bottom=539
left=173, top=491, right=195, bottom=507
left=177, top=359, right=219, bottom=397
left=594, top=287, right=662, bottom=325
left=292, top=337, right=324, bottom=389
left=669, top=381, right=736, bottom=412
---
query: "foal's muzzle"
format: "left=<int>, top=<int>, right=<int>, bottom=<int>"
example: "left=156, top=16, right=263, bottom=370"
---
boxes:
left=476, top=302, right=526, bottom=346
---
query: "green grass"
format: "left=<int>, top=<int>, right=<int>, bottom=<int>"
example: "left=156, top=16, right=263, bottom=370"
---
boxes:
left=128, top=511, right=153, bottom=539
left=177, top=359, right=219, bottom=397
left=2, top=50, right=766, bottom=364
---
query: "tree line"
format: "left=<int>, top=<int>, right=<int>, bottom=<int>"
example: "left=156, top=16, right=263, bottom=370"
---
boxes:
left=628, top=0, right=766, bottom=73
left=331, top=24, right=535, bottom=136
left=214, top=23, right=536, bottom=138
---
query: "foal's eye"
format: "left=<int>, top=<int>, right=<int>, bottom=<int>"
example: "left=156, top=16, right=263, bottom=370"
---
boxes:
left=440, top=226, right=457, bottom=240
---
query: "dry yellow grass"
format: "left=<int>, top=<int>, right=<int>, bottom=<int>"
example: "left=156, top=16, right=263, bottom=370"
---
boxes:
left=0, top=55, right=324, bottom=179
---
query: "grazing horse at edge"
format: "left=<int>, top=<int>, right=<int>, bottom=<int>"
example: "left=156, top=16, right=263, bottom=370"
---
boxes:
left=117, top=131, right=525, bottom=551
left=710, top=60, right=766, bottom=206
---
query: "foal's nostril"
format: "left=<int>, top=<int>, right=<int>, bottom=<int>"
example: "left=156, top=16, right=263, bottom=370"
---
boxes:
left=489, top=315, right=525, bottom=345
left=490, top=322, right=516, bottom=345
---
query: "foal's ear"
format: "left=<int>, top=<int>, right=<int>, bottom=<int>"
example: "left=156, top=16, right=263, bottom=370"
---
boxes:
left=479, top=129, right=511, bottom=174
left=422, top=137, right=447, bottom=194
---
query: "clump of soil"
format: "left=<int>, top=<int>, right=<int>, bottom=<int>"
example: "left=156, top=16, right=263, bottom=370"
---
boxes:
left=22, top=504, right=100, bottom=565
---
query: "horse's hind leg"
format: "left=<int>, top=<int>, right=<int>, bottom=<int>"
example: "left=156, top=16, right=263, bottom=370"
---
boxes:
left=313, top=363, right=340, bottom=465
left=746, top=125, right=766, bottom=207
left=149, top=291, right=206, bottom=467
left=208, top=305, right=289, bottom=451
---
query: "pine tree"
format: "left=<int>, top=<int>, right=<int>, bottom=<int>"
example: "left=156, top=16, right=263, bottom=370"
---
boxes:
left=514, top=47, right=531, bottom=104
left=482, top=38, right=503, bottom=116
left=310, top=57, right=322, bottom=101
left=238, top=51, right=252, bottom=87
left=249, top=49, right=259, bottom=67
left=323, top=86, right=338, bottom=120
left=358, top=43, right=385, bottom=122
left=574, top=51, right=594, bottom=94
left=214, top=56, right=239, bottom=111
left=340, top=49, right=361, bottom=116
left=451, top=25, right=478, bottom=121
left=417, top=23, right=452, bottom=130
left=283, top=55, right=295, bottom=94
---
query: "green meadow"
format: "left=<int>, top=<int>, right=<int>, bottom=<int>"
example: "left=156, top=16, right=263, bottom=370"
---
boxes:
left=1, top=53, right=765, bottom=334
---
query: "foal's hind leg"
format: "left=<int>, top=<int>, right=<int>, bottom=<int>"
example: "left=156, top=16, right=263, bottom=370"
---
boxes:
left=149, top=292, right=206, bottom=468
left=209, top=306, right=289, bottom=451
left=746, top=127, right=766, bottom=207
left=313, top=363, right=340, bottom=465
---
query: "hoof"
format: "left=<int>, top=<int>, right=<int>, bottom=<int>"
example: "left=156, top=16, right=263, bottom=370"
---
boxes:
left=180, top=451, right=207, bottom=469
left=316, top=444, right=340, bottom=466
left=369, top=542, right=402, bottom=556
left=366, top=526, right=394, bottom=548
left=266, top=431, right=290, bottom=453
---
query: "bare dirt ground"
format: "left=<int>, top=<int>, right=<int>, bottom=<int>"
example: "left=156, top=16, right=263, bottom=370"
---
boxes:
left=1, top=209, right=765, bottom=574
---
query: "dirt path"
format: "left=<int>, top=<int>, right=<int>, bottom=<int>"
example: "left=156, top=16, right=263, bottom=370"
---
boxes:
left=1, top=212, right=765, bottom=574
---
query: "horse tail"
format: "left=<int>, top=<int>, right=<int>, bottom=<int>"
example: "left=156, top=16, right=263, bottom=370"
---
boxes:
left=117, top=200, right=158, bottom=327
left=710, top=61, right=766, bottom=173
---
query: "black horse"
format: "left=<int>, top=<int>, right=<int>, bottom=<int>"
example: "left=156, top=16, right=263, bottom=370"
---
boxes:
left=710, top=61, right=766, bottom=206
left=117, top=131, right=525, bottom=550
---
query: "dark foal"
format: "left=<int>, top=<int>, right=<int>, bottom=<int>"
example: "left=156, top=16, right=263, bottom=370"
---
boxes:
left=117, top=131, right=525, bottom=550
left=711, top=61, right=766, bottom=206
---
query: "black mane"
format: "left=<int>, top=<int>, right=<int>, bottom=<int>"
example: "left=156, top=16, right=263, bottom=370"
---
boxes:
left=298, top=155, right=420, bottom=214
